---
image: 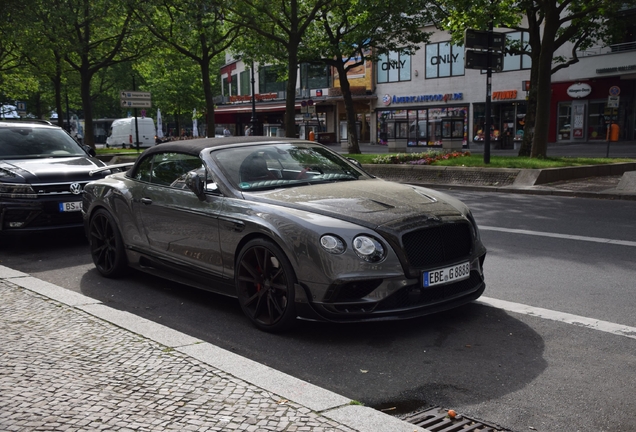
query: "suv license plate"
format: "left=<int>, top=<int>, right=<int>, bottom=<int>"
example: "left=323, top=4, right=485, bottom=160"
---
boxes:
left=59, top=201, right=82, bottom=212
left=424, top=262, right=470, bottom=287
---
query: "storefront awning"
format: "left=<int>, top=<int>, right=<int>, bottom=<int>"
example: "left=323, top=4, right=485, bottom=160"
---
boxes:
left=215, top=102, right=301, bottom=114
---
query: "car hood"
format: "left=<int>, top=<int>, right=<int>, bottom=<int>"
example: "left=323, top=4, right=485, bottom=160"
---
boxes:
left=0, top=157, right=106, bottom=183
left=245, top=178, right=468, bottom=229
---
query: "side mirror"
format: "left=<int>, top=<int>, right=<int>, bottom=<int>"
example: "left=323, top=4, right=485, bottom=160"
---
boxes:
left=347, top=157, right=362, bottom=168
left=185, top=170, right=207, bottom=201
left=83, top=145, right=97, bottom=157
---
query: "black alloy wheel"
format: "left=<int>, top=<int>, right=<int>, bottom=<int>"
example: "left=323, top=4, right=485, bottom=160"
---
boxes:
left=236, top=238, right=297, bottom=332
left=89, top=209, right=128, bottom=278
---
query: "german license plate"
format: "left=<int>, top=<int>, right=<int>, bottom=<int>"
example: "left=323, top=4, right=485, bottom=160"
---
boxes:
left=423, top=262, right=470, bottom=287
left=59, top=201, right=82, bottom=212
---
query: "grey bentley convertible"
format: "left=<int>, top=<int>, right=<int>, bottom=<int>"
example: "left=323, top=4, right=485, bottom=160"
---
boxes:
left=83, top=137, right=486, bottom=332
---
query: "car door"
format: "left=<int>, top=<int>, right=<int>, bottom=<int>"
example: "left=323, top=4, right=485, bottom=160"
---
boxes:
left=133, top=151, right=225, bottom=277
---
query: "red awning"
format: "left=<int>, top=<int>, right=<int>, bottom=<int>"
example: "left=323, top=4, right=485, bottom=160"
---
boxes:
left=215, top=102, right=301, bottom=114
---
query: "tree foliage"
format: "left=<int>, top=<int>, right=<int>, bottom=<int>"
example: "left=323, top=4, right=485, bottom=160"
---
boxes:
left=433, top=0, right=634, bottom=158
left=135, top=0, right=240, bottom=137
left=303, top=0, right=432, bottom=153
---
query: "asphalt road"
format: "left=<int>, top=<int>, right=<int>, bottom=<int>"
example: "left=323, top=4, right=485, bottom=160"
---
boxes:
left=1, top=190, right=635, bottom=432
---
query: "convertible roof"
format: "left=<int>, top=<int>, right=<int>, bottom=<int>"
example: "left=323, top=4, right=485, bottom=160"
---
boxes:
left=145, top=136, right=309, bottom=157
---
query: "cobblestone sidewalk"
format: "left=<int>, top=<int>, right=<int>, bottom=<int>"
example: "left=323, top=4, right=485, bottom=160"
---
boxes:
left=0, top=281, right=358, bottom=432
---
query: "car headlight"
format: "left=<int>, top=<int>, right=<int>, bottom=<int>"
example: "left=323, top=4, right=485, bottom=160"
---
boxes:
left=0, top=183, right=37, bottom=198
left=320, top=234, right=346, bottom=254
left=466, top=211, right=481, bottom=240
left=353, top=235, right=385, bottom=262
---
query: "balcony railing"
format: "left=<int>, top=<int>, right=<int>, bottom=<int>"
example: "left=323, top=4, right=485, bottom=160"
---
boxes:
left=578, top=41, right=636, bottom=57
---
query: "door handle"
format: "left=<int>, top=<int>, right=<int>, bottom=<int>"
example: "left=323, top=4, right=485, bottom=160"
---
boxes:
left=141, top=197, right=152, bottom=205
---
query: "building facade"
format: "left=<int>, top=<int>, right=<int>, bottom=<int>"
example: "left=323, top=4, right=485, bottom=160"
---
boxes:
left=216, top=13, right=636, bottom=149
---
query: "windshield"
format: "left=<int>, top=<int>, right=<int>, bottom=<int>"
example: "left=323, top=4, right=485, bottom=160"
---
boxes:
left=211, top=143, right=367, bottom=191
left=0, top=126, right=87, bottom=159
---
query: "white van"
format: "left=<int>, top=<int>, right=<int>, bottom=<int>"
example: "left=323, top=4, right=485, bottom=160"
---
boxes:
left=106, top=117, right=156, bottom=148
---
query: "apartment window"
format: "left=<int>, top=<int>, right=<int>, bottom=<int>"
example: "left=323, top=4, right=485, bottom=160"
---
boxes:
left=503, top=31, right=531, bottom=71
left=223, top=76, right=238, bottom=97
left=377, top=51, right=411, bottom=83
left=300, top=63, right=330, bottom=89
left=258, top=65, right=287, bottom=94
left=240, top=69, right=251, bottom=96
left=426, top=42, right=464, bottom=78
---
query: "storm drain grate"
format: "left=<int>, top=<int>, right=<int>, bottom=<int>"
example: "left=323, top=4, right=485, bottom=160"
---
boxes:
left=402, top=406, right=510, bottom=432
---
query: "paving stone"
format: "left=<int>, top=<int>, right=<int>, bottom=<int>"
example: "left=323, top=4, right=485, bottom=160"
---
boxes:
left=0, top=281, right=358, bottom=432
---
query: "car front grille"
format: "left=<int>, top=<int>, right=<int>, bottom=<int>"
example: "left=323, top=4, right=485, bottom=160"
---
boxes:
left=375, top=271, right=483, bottom=311
left=402, top=223, right=472, bottom=268
left=33, top=182, right=89, bottom=196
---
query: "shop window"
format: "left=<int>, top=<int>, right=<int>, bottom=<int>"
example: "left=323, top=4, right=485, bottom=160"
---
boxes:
left=377, top=51, right=411, bottom=83
left=557, top=103, right=571, bottom=141
left=588, top=102, right=607, bottom=140
left=425, top=42, right=465, bottom=78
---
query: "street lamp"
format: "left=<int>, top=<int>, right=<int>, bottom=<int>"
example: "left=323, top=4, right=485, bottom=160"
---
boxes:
left=249, top=61, right=260, bottom=136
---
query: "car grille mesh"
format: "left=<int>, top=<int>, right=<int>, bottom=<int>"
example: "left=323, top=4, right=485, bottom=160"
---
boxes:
left=34, top=182, right=88, bottom=195
left=402, top=223, right=472, bottom=268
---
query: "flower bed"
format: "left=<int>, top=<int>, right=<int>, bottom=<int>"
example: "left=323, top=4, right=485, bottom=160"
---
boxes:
left=372, top=151, right=471, bottom=165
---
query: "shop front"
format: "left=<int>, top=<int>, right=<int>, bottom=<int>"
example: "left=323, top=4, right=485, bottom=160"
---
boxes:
left=375, top=93, right=468, bottom=149
left=472, top=92, right=527, bottom=148
left=550, top=78, right=633, bottom=142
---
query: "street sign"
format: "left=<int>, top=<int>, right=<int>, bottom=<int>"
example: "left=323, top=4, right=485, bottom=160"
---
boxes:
left=16, top=101, right=26, bottom=112
left=121, top=99, right=152, bottom=108
left=465, top=50, right=504, bottom=72
left=464, top=29, right=505, bottom=51
left=120, top=91, right=151, bottom=100
left=120, top=90, right=151, bottom=108
left=609, top=86, right=620, bottom=97
left=607, top=96, right=619, bottom=108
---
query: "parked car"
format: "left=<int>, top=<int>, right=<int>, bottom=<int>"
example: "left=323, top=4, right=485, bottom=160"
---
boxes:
left=83, top=137, right=486, bottom=331
left=0, top=119, right=111, bottom=234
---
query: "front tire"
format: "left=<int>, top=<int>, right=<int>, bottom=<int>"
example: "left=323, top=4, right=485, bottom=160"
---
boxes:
left=89, top=209, right=128, bottom=278
left=235, top=238, right=297, bottom=332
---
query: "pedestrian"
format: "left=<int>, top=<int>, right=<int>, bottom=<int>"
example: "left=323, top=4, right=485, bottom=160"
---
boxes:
left=224, top=127, right=231, bottom=137
left=244, top=125, right=251, bottom=136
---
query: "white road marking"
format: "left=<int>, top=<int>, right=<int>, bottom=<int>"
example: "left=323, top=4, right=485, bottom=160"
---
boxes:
left=477, top=297, right=636, bottom=340
left=479, top=226, right=636, bottom=247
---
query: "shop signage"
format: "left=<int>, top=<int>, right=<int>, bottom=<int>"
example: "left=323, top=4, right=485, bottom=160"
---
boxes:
left=229, top=93, right=278, bottom=103
left=379, top=59, right=407, bottom=71
left=596, top=64, right=636, bottom=74
left=567, top=82, right=592, bottom=98
left=492, top=90, right=518, bottom=100
left=383, top=93, right=463, bottom=106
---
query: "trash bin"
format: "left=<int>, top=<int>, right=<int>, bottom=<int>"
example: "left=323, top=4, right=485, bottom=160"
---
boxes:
left=607, top=123, right=620, bottom=142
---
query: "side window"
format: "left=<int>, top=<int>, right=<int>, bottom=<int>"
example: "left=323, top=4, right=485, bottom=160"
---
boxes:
left=133, top=152, right=204, bottom=187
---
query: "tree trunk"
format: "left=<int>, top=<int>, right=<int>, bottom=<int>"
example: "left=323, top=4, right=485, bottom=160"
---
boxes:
left=335, top=63, right=360, bottom=154
left=80, top=66, right=94, bottom=148
left=285, top=45, right=299, bottom=138
left=530, top=10, right=558, bottom=158
left=518, top=54, right=539, bottom=156
left=201, top=55, right=215, bottom=138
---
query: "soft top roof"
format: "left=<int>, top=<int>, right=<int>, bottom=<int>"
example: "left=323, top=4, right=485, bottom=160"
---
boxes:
left=142, top=136, right=311, bottom=158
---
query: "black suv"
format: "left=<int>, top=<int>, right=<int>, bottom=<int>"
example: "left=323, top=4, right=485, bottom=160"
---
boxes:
left=0, top=119, right=110, bottom=234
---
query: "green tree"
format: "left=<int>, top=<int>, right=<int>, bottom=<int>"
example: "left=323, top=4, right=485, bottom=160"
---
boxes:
left=435, top=0, right=633, bottom=158
left=135, top=0, right=240, bottom=137
left=227, top=0, right=332, bottom=138
left=46, top=0, right=152, bottom=147
left=135, top=48, right=217, bottom=136
left=303, top=0, right=431, bottom=153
